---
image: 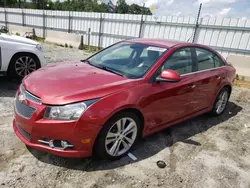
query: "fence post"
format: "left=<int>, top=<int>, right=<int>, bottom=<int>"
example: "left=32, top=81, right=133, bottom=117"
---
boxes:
left=42, top=0, right=46, bottom=38
left=98, top=13, right=103, bottom=50
left=88, top=28, right=91, bottom=51
left=22, top=8, right=25, bottom=26
left=4, top=8, right=7, bottom=28
left=139, top=15, right=144, bottom=38
left=42, top=10, right=46, bottom=38
left=139, top=3, right=145, bottom=38
left=78, top=35, right=84, bottom=50
left=68, top=11, right=71, bottom=33
left=192, top=3, right=202, bottom=43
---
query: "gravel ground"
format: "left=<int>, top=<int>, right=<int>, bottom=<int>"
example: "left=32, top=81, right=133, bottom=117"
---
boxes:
left=0, top=44, right=250, bottom=188
left=43, top=44, right=91, bottom=64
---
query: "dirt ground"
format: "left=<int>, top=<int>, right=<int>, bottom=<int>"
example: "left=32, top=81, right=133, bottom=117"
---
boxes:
left=0, top=45, right=250, bottom=188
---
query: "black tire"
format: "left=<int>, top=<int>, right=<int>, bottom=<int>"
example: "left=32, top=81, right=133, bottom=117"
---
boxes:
left=94, top=111, right=141, bottom=160
left=210, top=87, right=230, bottom=116
left=8, top=53, right=40, bottom=79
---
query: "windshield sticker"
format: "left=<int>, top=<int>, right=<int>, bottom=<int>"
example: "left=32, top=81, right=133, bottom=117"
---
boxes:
left=146, top=46, right=167, bottom=52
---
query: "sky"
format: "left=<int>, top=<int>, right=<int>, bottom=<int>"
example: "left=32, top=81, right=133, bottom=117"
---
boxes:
left=110, top=0, right=250, bottom=19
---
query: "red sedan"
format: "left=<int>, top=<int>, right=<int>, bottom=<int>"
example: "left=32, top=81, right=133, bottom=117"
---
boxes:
left=13, top=39, right=236, bottom=159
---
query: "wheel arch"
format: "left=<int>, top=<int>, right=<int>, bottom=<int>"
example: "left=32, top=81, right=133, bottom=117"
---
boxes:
left=106, top=107, right=145, bottom=133
left=94, top=107, right=145, bottom=142
left=92, top=107, right=145, bottom=159
left=223, top=84, right=232, bottom=97
left=115, top=108, right=145, bottom=133
left=7, top=52, right=41, bottom=75
left=216, top=84, right=232, bottom=100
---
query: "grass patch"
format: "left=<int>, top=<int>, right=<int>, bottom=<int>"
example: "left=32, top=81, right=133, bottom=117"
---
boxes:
left=15, top=32, right=20, bottom=36
left=81, top=45, right=102, bottom=53
left=26, top=35, right=45, bottom=43
left=234, top=74, right=250, bottom=88
left=234, top=80, right=250, bottom=89
left=35, top=37, right=45, bottom=43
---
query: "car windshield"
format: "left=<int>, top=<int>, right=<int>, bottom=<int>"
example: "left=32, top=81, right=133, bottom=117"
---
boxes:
left=87, top=42, right=167, bottom=79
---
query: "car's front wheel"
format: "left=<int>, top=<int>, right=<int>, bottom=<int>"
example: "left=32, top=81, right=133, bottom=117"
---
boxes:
left=211, top=87, right=230, bottom=116
left=94, top=112, right=141, bottom=160
left=8, top=53, right=40, bottom=79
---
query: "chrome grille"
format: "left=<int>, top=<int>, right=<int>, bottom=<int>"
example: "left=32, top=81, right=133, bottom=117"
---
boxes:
left=20, top=84, right=41, bottom=104
left=15, top=95, right=36, bottom=119
left=16, top=124, right=31, bottom=141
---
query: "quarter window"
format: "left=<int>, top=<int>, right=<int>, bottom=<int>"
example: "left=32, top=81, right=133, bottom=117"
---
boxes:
left=161, top=48, right=193, bottom=75
left=214, top=55, right=225, bottom=67
left=196, top=48, right=224, bottom=71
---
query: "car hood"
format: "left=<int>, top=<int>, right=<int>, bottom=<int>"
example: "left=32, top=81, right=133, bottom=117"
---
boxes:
left=23, top=61, right=137, bottom=105
left=1, top=33, right=38, bottom=46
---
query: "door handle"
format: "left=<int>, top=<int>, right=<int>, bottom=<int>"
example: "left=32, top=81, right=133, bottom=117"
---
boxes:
left=216, top=76, right=221, bottom=80
left=188, top=84, right=196, bottom=89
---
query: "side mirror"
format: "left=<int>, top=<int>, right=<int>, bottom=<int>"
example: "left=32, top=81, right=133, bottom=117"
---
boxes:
left=156, top=69, right=181, bottom=82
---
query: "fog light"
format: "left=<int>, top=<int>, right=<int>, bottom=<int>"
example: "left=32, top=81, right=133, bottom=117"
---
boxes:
left=48, top=140, right=55, bottom=148
left=61, top=140, right=69, bottom=149
left=38, top=139, right=73, bottom=150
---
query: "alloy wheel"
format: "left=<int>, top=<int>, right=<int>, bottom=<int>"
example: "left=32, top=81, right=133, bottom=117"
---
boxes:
left=216, top=90, right=229, bottom=114
left=15, top=56, right=37, bottom=77
left=105, top=117, right=138, bottom=157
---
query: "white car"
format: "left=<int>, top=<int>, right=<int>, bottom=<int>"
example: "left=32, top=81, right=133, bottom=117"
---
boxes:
left=0, top=33, right=46, bottom=78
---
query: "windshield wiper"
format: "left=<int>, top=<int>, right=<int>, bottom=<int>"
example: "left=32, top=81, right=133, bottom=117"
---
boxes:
left=101, top=66, right=125, bottom=77
left=81, top=59, right=99, bottom=68
left=81, top=60, right=125, bottom=77
left=81, top=59, right=91, bottom=64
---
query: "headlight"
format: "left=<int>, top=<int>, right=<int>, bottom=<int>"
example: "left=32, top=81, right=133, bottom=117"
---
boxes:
left=36, top=44, right=43, bottom=52
left=44, top=99, right=98, bottom=120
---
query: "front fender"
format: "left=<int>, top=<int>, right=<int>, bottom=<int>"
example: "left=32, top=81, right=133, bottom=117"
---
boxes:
left=80, top=89, right=143, bottom=126
left=0, top=40, right=41, bottom=71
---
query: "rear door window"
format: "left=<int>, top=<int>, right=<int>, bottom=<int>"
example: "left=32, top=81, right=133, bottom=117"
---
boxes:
left=195, top=48, right=224, bottom=71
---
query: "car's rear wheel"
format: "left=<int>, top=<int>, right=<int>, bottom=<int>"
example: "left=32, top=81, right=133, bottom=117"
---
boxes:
left=8, top=53, right=40, bottom=79
left=94, top=112, right=141, bottom=160
left=211, top=87, right=230, bottom=116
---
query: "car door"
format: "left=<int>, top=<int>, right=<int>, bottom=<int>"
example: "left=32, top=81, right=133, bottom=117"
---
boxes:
left=142, top=47, right=200, bottom=129
left=0, top=37, right=12, bottom=73
left=189, top=47, right=226, bottom=111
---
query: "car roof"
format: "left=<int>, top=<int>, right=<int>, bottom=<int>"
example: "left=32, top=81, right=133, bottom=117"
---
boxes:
left=126, top=38, right=192, bottom=48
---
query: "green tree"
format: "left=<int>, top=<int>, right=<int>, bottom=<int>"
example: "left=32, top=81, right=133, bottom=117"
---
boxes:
left=0, top=0, right=18, bottom=7
left=128, top=4, right=141, bottom=14
left=52, top=0, right=62, bottom=10
left=116, top=0, right=129, bottom=14
left=96, top=3, right=108, bottom=12
left=4, top=0, right=152, bottom=15
left=116, top=0, right=152, bottom=15
left=128, top=4, right=152, bottom=15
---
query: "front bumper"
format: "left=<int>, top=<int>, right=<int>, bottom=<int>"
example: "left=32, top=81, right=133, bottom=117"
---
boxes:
left=13, top=120, right=92, bottom=158
left=13, top=91, right=102, bottom=158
